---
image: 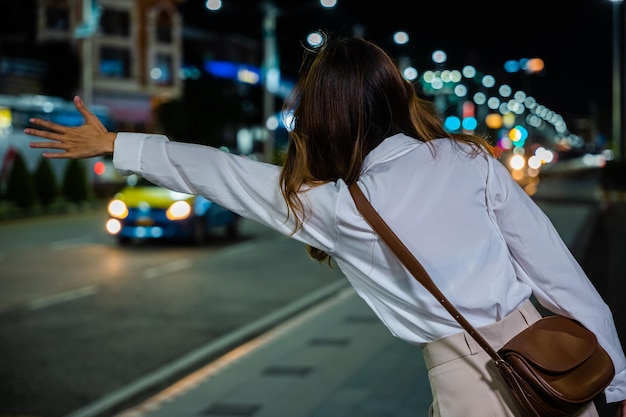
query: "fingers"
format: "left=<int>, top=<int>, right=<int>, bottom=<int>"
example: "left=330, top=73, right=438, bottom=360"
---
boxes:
left=29, top=138, right=83, bottom=159
left=25, top=119, right=69, bottom=152
left=28, top=139, right=75, bottom=159
left=28, top=136, right=70, bottom=159
left=27, top=117, right=67, bottom=135
left=23, top=97, right=115, bottom=160
left=41, top=151, right=76, bottom=160
left=73, top=96, right=107, bottom=132
left=25, top=96, right=107, bottom=141
left=24, top=127, right=68, bottom=145
left=29, top=140, right=65, bottom=150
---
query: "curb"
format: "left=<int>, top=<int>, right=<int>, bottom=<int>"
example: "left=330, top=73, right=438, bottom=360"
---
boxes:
left=63, top=279, right=351, bottom=417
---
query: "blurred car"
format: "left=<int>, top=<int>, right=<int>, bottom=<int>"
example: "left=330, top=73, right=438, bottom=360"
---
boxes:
left=105, top=174, right=239, bottom=245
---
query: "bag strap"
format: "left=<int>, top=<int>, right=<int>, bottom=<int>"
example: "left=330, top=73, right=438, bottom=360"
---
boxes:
left=348, top=182, right=503, bottom=362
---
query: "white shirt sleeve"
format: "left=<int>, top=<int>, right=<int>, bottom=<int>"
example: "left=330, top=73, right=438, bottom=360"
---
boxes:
left=485, top=156, right=626, bottom=402
left=112, top=132, right=294, bottom=231
left=112, top=132, right=339, bottom=253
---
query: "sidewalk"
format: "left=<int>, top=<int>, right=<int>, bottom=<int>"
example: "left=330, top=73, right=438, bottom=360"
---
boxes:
left=113, top=286, right=430, bottom=417
left=88, top=196, right=626, bottom=417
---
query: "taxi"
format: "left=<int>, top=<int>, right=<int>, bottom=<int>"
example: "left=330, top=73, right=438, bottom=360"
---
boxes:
left=105, top=174, right=239, bottom=245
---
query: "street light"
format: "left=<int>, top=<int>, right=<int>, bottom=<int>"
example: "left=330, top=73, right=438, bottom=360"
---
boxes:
left=261, top=2, right=279, bottom=163
left=205, top=1, right=336, bottom=163
left=611, top=0, right=623, bottom=161
left=75, top=0, right=102, bottom=106
left=261, top=1, right=339, bottom=162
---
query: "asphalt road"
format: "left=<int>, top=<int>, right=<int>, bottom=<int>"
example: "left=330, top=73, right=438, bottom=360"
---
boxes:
left=1, top=169, right=624, bottom=417
left=0, top=215, right=345, bottom=417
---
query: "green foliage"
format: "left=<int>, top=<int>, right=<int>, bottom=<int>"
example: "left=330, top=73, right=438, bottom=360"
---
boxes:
left=272, top=148, right=286, bottom=166
left=34, top=158, right=58, bottom=206
left=62, top=159, right=90, bottom=203
left=5, top=153, right=37, bottom=209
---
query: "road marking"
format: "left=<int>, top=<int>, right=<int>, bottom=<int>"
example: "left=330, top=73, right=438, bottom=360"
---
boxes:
left=50, top=236, right=94, bottom=251
left=143, top=258, right=192, bottom=279
left=64, top=279, right=350, bottom=417
left=218, top=241, right=257, bottom=257
left=27, top=285, right=98, bottom=310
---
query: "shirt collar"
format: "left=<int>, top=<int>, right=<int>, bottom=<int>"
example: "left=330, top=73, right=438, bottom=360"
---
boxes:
left=361, top=133, right=424, bottom=173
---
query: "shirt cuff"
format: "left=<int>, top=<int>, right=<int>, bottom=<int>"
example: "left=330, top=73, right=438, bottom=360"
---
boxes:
left=112, top=132, right=150, bottom=175
left=606, top=367, right=626, bottom=403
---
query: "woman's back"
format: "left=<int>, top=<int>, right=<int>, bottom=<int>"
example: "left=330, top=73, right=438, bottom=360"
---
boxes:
left=309, top=134, right=529, bottom=345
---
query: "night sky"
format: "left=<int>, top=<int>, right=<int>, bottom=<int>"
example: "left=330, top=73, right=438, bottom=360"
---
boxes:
left=179, top=0, right=618, bottom=136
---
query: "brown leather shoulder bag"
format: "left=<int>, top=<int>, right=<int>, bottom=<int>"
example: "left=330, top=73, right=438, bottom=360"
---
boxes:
left=348, top=183, right=614, bottom=417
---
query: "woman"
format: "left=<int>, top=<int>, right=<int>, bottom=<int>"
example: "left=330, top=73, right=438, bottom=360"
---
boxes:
left=25, top=34, right=626, bottom=416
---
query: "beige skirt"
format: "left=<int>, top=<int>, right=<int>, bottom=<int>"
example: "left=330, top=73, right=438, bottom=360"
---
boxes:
left=422, top=299, right=599, bottom=417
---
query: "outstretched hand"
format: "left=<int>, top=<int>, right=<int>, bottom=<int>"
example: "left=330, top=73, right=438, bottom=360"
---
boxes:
left=25, top=95, right=116, bottom=159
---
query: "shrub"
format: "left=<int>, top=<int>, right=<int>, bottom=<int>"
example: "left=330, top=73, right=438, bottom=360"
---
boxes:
left=62, top=159, right=90, bottom=203
left=34, top=158, right=58, bottom=206
left=5, top=153, right=37, bottom=209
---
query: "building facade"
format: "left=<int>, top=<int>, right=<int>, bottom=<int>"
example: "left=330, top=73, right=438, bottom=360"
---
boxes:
left=34, top=0, right=183, bottom=131
left=1, top=0, right=267, bottom=155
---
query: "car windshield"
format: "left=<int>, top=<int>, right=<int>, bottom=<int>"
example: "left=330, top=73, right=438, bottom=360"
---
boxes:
left=126, top=174, right=156, bottom=187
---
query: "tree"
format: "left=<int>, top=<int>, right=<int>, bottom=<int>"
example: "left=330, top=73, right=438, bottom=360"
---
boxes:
left=5, top=153, right=36, bottom=209
left=34, top=158, right=58, bottom=207
left=62, top=159, right=90, bottom=203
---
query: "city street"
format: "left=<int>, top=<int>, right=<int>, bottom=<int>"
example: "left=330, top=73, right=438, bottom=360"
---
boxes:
left=0, top=214, right=345, bottom=416
left=1, top=1, right=624, bottom=416
left=0, top=170, right=625, bottom=417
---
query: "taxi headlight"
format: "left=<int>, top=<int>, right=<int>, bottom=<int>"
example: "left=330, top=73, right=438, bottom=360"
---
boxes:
left=166, top=200, right=192, bottom=220
left=108, top=199, right=128, bottom=219
left=105, top=218, right=122, bottom=235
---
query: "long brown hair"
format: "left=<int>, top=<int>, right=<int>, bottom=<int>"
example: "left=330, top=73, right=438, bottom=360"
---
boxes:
left=279, top=33, right=493, bottom=263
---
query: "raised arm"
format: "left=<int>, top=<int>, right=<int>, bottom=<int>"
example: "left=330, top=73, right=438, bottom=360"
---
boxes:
left=25, top=95, right=116, bottom=159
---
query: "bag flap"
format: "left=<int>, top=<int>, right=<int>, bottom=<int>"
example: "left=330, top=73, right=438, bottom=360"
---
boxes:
left=498, top=316, right=598, bottom=373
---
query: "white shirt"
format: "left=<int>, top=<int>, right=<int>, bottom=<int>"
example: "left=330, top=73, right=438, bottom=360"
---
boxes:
left=113, top=132, right=626, bottom=402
